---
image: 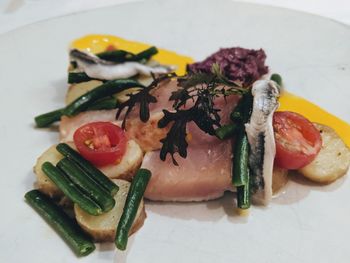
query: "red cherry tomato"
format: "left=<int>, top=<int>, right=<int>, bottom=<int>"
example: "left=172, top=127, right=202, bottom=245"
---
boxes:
left=73, top=122, right=127, bottom=167
left=273, top=111, right=322, bottom=169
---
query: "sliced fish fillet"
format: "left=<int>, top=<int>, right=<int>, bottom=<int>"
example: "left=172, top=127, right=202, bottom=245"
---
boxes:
left=142, top=136, right=234, bottom=201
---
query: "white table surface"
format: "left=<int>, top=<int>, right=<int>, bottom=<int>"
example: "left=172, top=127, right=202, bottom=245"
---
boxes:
left=1, top=0, right=350, bottom=34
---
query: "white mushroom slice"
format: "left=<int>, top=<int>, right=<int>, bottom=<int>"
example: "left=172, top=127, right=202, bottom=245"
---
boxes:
left=245, top=80, right=280, bottom=205
left=70, top=49, right=175, bottom=80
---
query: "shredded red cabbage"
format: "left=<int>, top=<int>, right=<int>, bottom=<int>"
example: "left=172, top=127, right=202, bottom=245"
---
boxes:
left=187, top=47, right=268, bottom=87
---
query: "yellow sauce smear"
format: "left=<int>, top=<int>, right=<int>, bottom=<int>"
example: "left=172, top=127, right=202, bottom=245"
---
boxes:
left=71, top=34, right=350, bottom=147
left=71, top=34, right=193, bottom=76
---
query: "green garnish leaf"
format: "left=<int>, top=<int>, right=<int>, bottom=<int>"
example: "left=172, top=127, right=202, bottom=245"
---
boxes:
left=158, top=65, right=248, bottom=164
left=116, top=73, right=176, bottom=128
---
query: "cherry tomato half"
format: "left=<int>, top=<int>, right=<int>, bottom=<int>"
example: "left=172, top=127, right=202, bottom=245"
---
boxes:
left=73, top=122, right=127, bottom=167
left=273, top=111, right=322, bottom=170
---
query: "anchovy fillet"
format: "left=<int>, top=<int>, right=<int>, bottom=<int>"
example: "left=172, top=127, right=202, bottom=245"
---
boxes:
left=245, top=80, right=280, bottom=205
left=69, top=49, right=175, bottom=80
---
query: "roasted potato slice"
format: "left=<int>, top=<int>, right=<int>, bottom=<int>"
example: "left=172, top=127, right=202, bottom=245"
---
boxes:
left=74, top=179, right=146, bottom=242
left=34, top=144, right=64, bottom=197
left=298, top=123, right=350, bottom=183
left=65, top=80, right=103, bottom=105
left=99, top=140, right=143, bottom=181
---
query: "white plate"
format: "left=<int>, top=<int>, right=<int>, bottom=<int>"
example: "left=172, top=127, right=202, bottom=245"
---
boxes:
left=1, top=0, right=350, bottom=262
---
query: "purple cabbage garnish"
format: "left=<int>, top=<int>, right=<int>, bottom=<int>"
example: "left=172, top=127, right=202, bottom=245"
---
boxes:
left=187, top=47, right=268, bottom=87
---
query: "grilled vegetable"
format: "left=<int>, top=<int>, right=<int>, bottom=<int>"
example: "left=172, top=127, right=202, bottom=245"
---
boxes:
left=74, top=179, right=146, bottom=242
left=64, top=79, right=143, bottom=116
left=98, top=140, right=144, bottom=181
left=68, top=72, right=96, bottom=84
left=25, top=190, right=95, bottom=256
left=236, top=174, right=251, bottom=210
left=232, top=130, right=250, bottom=187
left=96, top=46, right=158, bottom=63
left=34, top=141, right=143, bottom=197
left=230, top=93, right=253, bottom=210
left=35, top=109, right=64, bottom=128
left=56, top=143, right=119, bottom=195
left=87, top=97, right=117, bottom=111
left=57, top=158, right=115, bottom=212
left=298, top=123, right=350, bottom=183
left=41, top=162, right=103, bottom=215
left=115, top=169, right=151, bottom=250
left=35, top=79, right=144, bottom=127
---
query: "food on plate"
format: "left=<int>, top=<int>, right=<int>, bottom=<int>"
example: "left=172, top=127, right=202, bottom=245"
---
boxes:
left=25, top=190, right=96, bottom=256
left=75, top=179, right=146, bottom=242
left=26, top=34, right=350, bottom=257
left=187, top=47, right=268, bottom=86
left=115, top=169, right=151, bottom=250
left=298, top=123, right=350, bottom=183
left=273, top=111, right=322, bottom=170
left=72, top=121, right=127, bottom=167
left=69, top=48, right=174, bottom=80
left=35, top=140, right=143, bottom=198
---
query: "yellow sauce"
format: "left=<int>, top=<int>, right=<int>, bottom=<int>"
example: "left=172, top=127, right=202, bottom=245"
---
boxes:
left=71, top=34, right=350, bottom=147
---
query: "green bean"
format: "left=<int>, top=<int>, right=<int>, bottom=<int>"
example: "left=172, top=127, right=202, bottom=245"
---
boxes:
left=68, top=72, right=96, bottom=84
left=35, top=79, right=144, bottom=127
left=25, top=190, right=95, bottom=256
left=96, top=47, right=158, bottom=64
left=229, top=93, right=253, bottom=209
left=35, top=96, right=119, bottom=128
left=236, top=172, right=251, bottom=210
left=34, top=108, right=64, bottom=128
left=270, top=73, right=282, bottom=87
left=64, top=79, right=144, bottom=116
left=133, top=46, right=158, bottom=62
left=115, top=169, right=151, bottom=250
left=87, top=96, right=118, bottom=111
left=215, top=124, right=237, bottom=140
left=41, top=162, right=103, bottom=215
left=97, top=50, right=134, bottom=63
left=56, top=143, right=119, bottom=196
left=230, top=93, right=253, bottom=123
left=232, top=129, right=250, bottom=187
left=57, top=158, right=115, bottom=212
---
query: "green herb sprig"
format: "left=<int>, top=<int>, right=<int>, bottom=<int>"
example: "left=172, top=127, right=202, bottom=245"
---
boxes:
left=158, top=64, right=248, bottom=164
left=116, top=73, right=176, bottom=128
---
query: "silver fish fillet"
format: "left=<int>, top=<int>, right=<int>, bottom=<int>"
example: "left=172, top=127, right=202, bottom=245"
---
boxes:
left=69, top=49, right=175, bottom=80
left=245, top=79, right=280, bottom=205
